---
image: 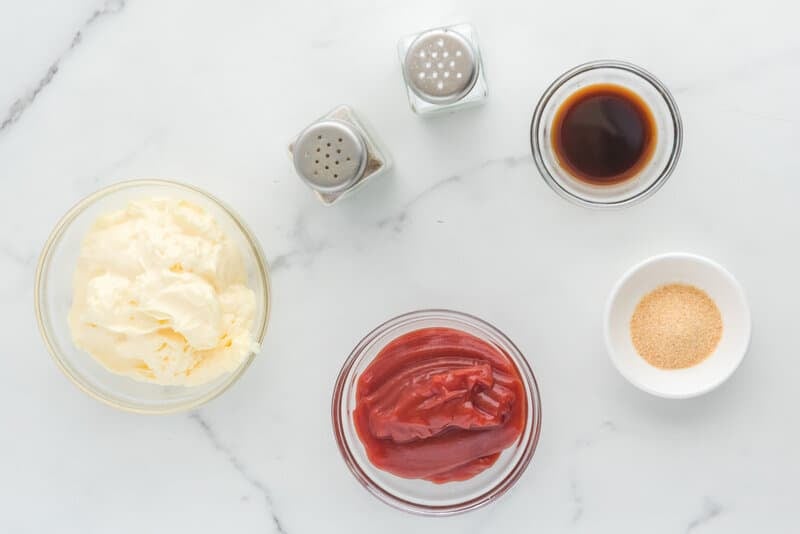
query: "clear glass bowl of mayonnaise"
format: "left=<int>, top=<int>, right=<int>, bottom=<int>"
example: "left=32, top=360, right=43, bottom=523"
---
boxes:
left=35, top=180, right=270, bottom=414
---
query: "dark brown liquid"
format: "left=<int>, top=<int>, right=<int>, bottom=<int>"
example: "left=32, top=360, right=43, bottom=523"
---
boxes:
left=552, top=84, right=656, bottom=185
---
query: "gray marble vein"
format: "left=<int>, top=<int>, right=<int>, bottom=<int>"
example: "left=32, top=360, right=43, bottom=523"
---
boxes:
left=190, top=413, right=286, bottom=534
left=672, top=45, right=800, bottom=95
left=575, top=420, right=617, bottom=449
left=0, top=242, right=36, bottom=269
left=686, top=497, right=723, bottom=532
left=269, top=213, right=328, bottom=273
left=566, top=421, right=617, bottom=524
left=270, top=154, right=530, bottom=270
left=724, top=106, right=800, bottom=126
left=311, top=39, right=336, bottom=49
left=569, top=469, right=584, bottom=523
left=75, top=129, right=166, bottom=190
left=0, top=0, right=126, bottom=134
left=376, top=153, right=530, bottom=232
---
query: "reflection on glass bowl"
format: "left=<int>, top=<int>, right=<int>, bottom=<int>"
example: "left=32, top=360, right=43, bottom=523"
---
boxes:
left=35, top=179, right=270, bottom=414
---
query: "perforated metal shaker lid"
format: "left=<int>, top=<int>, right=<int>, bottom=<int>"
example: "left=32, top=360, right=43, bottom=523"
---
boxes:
left=403, top=29, right=478, bottom=105
left=293, top=120, right=367, bottom=194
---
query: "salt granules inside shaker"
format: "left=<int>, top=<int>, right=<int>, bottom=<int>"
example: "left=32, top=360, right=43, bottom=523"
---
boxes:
left=289, top=105, right=392, bottom=205
left=398, top=23, right=488, bottom=115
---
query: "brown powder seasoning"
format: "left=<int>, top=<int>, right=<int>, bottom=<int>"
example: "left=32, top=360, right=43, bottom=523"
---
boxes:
left=630, top=284, right=723, bottom=369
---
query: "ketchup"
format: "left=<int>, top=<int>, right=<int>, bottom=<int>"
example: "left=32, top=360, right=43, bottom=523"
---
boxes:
left=353, top=327, right=527, bottom=483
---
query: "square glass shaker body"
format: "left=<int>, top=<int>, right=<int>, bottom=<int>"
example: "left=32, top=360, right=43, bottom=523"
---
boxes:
left=398, top=23, right=488, bottom=115
left=288, top=105, right=392, bottom=205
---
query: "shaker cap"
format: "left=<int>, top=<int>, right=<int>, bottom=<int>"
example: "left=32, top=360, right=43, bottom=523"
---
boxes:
left=292, top=119, right=367, bottom=194
left=403, top=29, right=478, bottom=105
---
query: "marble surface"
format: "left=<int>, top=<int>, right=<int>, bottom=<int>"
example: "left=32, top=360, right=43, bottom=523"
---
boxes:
left=2, top=0, right=799, bottom=532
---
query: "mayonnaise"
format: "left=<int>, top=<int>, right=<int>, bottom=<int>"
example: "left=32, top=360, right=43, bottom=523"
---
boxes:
left=68, top=197, right=258, bottom=386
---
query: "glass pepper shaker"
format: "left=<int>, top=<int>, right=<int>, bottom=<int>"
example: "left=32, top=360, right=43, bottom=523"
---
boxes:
left=289, top=105, right=392, bottom=205
left=398, top=23, right=488, bottom=115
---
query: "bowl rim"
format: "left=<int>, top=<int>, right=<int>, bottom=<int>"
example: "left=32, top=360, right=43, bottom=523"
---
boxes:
left=34, top=178, right=271, bottom=414
left=603, top=252, right=751, bottom=399
left=331, top=308, right=542, bottom=516
left=530, top=59, right=684, bottom=209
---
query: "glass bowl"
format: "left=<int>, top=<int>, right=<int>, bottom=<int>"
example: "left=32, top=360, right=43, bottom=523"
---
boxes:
left=34, top=179, right=270, bottom=414
left=331, top=309, right=541, bottom=515
left=530, top=60, right=683, bottom=208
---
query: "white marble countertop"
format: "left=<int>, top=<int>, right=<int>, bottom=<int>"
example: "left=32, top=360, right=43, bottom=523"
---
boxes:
left=2, top=0, right=799, bottom=532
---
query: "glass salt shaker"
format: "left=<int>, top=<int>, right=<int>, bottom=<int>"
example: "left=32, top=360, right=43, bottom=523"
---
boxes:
left=398, top=23, right=488, bottom=115
left=289, top=105, right=392, bottom=205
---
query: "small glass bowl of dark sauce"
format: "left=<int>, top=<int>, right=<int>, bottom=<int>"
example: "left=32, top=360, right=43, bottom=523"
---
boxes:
left=531, top=60, right=683, bottom=208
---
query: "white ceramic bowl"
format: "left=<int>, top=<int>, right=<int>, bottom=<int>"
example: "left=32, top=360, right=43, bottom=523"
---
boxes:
left=604, top=253, right=750, bottom=398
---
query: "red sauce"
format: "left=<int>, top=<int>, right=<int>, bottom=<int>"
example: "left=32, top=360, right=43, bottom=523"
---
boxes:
left=353, top=327, right=527, bottom=483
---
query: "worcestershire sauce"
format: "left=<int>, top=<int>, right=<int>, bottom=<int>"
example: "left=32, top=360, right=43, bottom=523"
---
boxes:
left=552, top=83, right=656, bottom=185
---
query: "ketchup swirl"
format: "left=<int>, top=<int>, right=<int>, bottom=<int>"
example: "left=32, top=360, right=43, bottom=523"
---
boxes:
left=353, top=327, right=527, bottom=483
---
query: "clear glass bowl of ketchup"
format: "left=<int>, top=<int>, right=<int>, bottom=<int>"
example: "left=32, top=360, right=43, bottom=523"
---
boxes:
left=332, top=309, right=541, bottom=515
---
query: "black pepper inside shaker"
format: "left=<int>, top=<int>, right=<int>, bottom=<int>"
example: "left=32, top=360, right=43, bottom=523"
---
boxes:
left=289, top=106, right=392, bottom=205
